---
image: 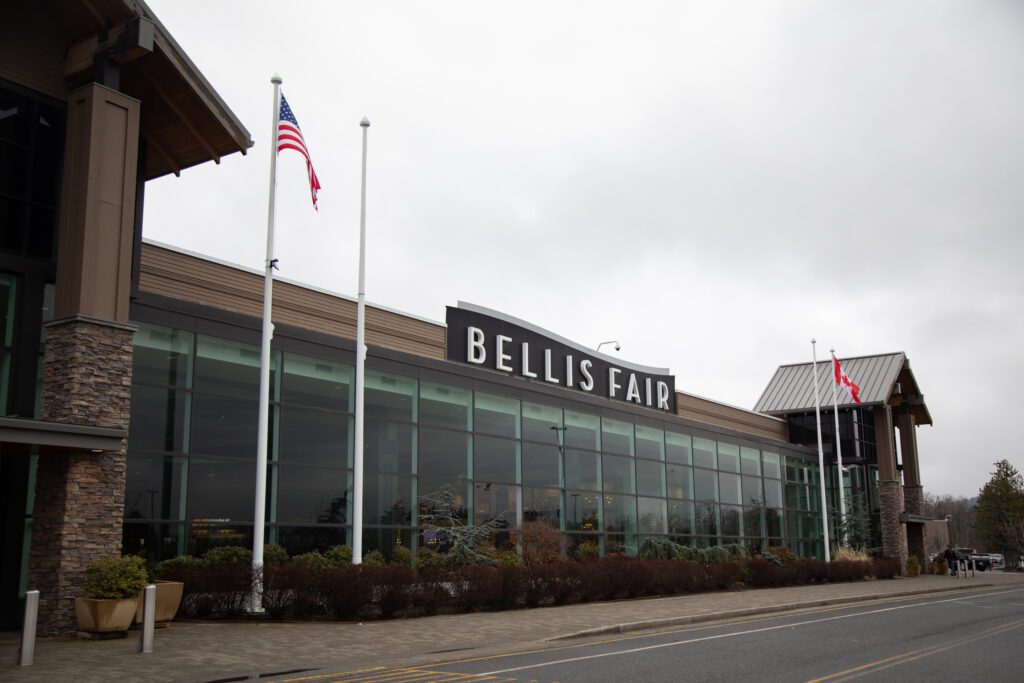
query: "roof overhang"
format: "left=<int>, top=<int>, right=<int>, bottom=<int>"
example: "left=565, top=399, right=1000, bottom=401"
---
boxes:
left=58, top=0, right=253, bottom=179
left=0, top=416, right=126, bottom=454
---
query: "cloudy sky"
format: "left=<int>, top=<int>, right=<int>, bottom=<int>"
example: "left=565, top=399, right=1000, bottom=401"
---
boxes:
left=142, top=1, right=1024, bottom=498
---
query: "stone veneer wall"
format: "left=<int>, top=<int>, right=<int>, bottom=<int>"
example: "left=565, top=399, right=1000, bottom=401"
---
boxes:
left=28, top=317, right=134, bottom=635
left=904, top=484, right=926, bottom=569
left=878, top=479, right=907, bottom=573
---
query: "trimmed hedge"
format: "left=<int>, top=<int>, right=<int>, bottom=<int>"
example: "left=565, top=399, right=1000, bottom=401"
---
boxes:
left=155, top=553, right=902, bottom=621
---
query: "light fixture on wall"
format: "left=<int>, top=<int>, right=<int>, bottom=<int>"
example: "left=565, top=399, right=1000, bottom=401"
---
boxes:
left=597, top=340, right=621, bottom=353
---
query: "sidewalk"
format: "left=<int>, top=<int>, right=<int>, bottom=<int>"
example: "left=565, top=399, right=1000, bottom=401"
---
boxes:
left=3, top=571, right=1022, bottom=683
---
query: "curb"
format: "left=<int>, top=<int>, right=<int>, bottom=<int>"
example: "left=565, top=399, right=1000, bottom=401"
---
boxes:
left=548, top=582, right=996, bottom=641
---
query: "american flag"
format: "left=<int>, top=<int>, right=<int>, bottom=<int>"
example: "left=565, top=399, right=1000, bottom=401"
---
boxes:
left=277, top=93, right=321, bottom=209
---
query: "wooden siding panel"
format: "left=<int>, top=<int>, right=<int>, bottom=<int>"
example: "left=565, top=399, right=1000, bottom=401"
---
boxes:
left=676, top=392, right=789, bottom=442
left=138, top=243, right=446, bottom=359
left=1, top=2, right=69, bottom=100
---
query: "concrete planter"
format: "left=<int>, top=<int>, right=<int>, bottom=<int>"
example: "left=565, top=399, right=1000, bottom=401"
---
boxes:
left=75, top=596, right=140, bottom=635
left=135, top=580, right=184, bottom=625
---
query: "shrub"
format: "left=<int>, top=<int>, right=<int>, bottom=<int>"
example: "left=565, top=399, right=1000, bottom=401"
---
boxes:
left=320, top=565, right=370, bottom=619
left=906, top=555, right=921, bottom=577
left=200, top=562, right=252, bottom=616
left=767, top=545, right=798, bottom=564
left=573, top=540, right=600, bottom=561
left=204, top=545, right=252, bottom=565
left=325, top=544, right=353, bottom=565
left=415, top=546, right=445, bottom=569
left=262, top=563, right=319, bottom=619
left=496, top=564, right=525, bottom=609
left=932, top=559, right=948, bottom=576
left=153, top=555, right=200, bottom=580
left=83, top=556, right=148, bottom=599
left=871, top=558, right=900, bottom=579
left=705, top=545, right=732, bottom=565
left=512, top=521, right=565, bottom=565
left=369, top=565, right=417, bottom=618
left=745, top=558, right=791, bottom=588
left=833, top=546, right=870, bottom=562
left=291, top=551, right=334, bottom=573
left=263, top=544, right=289, bottom=565
left=363, top=550, right=386, bottom=566
left=451, top=564, right=501, bottom=611
left=411, top=566, right=450, bottom=615
left=760, top=552, right=782, bottom=566
left=703, top=562, right=741, bottom=590
left=531, top=560, right=580, bottom=606
left=391, top=544, right=413, bottom=566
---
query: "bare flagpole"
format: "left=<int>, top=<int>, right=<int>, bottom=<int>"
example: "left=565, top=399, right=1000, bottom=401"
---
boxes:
left=251, top=73, right=282, bottom=611
left=811, top=339, right=831, bottom=562
left=830, top=348, right=847, bottom=547
left=352, top=117, right=370, bottom=564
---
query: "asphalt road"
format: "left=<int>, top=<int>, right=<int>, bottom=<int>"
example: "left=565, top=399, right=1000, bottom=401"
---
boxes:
left=282, top=585, right=1024, bottom=682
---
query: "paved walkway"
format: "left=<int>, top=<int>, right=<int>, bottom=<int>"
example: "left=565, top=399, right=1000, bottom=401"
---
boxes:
left=3, top=571, right=1022, bottom=682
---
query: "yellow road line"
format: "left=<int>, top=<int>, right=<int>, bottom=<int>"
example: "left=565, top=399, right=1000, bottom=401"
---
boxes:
left=806, top=617, right=1024, bottom=682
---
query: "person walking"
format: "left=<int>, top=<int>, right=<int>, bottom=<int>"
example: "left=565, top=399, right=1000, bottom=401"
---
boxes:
left=944, top=544, right=957, bottom=576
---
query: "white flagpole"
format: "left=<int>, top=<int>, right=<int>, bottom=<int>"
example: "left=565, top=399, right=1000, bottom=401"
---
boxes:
left=830, top=349, right=847, bottom=547
left=352, top=117, right=370, bottom=564
left=251, top=73, right=282, bottom=611
left=811, top=339, right=831, bottom=562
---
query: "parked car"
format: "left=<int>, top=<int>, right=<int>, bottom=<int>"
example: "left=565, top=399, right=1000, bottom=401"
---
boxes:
left=990, top=553, right=1005, bottom=569
left=953, top=548, right=993, bottom=571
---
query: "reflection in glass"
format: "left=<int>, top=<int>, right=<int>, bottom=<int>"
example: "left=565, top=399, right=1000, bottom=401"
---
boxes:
left=635, top=459, right=666, bottom=497
left=565, top=411, right=599, bottom=450
left=695, top=502, right=718, bottom=537
left=124, top=454, right=185, bottom=521
left=474, top=392, right=519, bottom=438
left=719, top=472, right=742, bottom=505
left=717, top=442, right=740, bottom=473
left=365, top=371, right=415, bottom=422
left=420, top=382, right=470, bottom=430
left=473, top=434, right=517, bottom=484
left=365, top=419, right=413, bottom=473
left=637, top=496, right=667, bottom=534
left=418, top=427, right=469, bottom=479
left=278, top=405, right=349, bottom=468
left=668, top=499, right=694, bottom=537
left=190, top=394, right=258, bottom=458
left=522, top=402, right=561, bottom=443
left=276, top=526, right=347, bottom=556
left=693, top=437, right=716, bottom=469
left=762, top=451, right=782, bottom=479
left=764, top=478, right=783, bottom=508
left=129, top=385, right=188, bottom=453
left=194, top=336, right=264, bottom=398
left=635, top=425, right=664, bottom=460
left=601, top=417, right=633, bottom=456
left=133, top=324, right=193, bottom=387
left=666, top=431, right=692, bottom=465
left=564, top=449, right=599, bottom=491
left=720, top=504, right=742, bottom=536
left=742, top=475, right=763, bottom=507
left=276, top=466, right=349, bottom=524
left=522, top=487, right=561, bottom=524
left=666, top=464, right=693, bottom=500
left=281, top=353, right=351, bottom=412
left=188, top=456, right=255, bottom=523
left=602, top=453, right=635, bottom=494
left=740, top=446, right=761, bottom=476
left=693, top=468, right=718, bottom=502
left=565, top=490, right=600, bottom=532
left=363, top=473, right=412, bottom=525
left=603, top=493, right=637, bottom=534
left=522, top=442, right=560, bottom=487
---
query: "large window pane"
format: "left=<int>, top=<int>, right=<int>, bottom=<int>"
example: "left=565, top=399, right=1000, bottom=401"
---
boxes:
left=418, top=427, right=469, bottom=479
left=365, top=419, right=413, bottom=474
left=742, top=475, right=763, bottom=507
left=473, top=434, right=517, bottom=484
left=693, top=436, right=716, bottom=469
left=695, top=502, right=718, bottom=537
left=188, top=456, right=255, bottom=523
left=124, top=454, right=185, bottom=521
left=741, top=446, right=761, bottom=476
left=762, top=451, right=782, bottom=479
left=278, top=405, right=349, bottom=468
left=473, top=483, right=519, bottom=527
left=635, top=425, right=664, bottom=460
left=666, top=431, right=692, bottom=465
left=281, top=353, right=351, bottom=412
left=194, top=336, right=264, bottom=398
left=276, top=526, right=347, bottom=557
left=129, top=385, right=188, bottom=453
left=666, top=463, right=693, bottom=500
left=637, top=497, right=667, bottom=534
left=717, top=442, right=740, bottom=473
left=602, top=453, right=635, bottom=494
left=564, top=449, right=599, bottom=491
left=276, top=466, right=349, bottom=524
left=418, top=477, right=468, bottom=525
left=693, top=468, right=718, bottom=502
left=766, top=509, right=784, bottom=539
left=719, top=472, right=742, bottom=505
left=522, top=442, right=560, bottom=487
left=474, top=393, right=519, bottom=439
left=522, top=487, right=561, bottom=524
left=720, top=505, right=742, bottom=537
left=190, top=394, right=258, bottom=458
left=565, top=411, right=599, bottom=450
left=522, top=402, right=561, bottom=444
left=133, top=324, right=193, bottom=388
left=566, top=490, right=600, bottom=532
left=603, top=494, right=637, bottom=534
left=635, top=459, right=665, bottom=497
left=364, top=473, right=413, bottom=525
left=365, top=371, right=415, bottom=422
left=601, top=418, right=633, bottom=456
left=420, top=382, right=470, bottom=430
left=668, top=499, right=694, bottom=536
left=764, top=478, right=783, bottom=508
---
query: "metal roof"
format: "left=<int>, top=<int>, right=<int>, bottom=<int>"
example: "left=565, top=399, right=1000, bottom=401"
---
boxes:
left=754, top=352, right=932, bottom=425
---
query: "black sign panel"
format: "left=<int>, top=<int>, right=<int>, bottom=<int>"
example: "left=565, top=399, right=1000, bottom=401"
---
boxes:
left=446, top=305, right=676, bottom=413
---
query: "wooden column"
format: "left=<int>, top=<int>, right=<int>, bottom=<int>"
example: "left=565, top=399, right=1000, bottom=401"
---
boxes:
left=874, top=405, right=907, bottom=569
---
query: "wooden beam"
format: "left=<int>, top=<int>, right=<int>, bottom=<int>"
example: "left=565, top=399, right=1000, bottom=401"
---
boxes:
left=136, top=61, right=221, bottom=165
left=143, top=131, right=180, bottom=177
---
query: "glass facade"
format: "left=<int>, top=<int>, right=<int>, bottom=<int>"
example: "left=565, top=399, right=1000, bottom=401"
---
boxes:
left=123, top=321, right=824, bottom=562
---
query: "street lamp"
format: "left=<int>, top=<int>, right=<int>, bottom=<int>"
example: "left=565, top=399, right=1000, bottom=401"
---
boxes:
left=596, top=340, right=621, bottom=353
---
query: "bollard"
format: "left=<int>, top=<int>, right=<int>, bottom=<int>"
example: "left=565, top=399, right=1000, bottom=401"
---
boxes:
left=17, top=590, right=39, bottom=666
left=139, top=584, right=156, bottom=653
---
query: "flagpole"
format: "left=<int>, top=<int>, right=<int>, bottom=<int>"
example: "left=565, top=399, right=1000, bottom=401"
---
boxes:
left=352, top=117, right=370, bottom=564
left=830, top=349, right=847, bottom=547
left=251, top=73, right=282, bottom=612
left=811, top=339, right=831, bottom=562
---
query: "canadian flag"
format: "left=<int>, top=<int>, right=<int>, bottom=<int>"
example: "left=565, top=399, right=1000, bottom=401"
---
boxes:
left=833, top=354, right=862, bottom=404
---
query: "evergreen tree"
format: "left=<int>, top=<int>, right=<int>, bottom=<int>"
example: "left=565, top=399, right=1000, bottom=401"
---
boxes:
left=975, top=460, right=1024, bottom=566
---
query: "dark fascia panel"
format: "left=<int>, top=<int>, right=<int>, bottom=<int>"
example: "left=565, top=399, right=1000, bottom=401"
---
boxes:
left=0, top=416, right=126, bottom=454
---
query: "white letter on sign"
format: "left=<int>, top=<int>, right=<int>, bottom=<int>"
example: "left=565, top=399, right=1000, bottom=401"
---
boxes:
left=467, top=327, right=486, bottom=365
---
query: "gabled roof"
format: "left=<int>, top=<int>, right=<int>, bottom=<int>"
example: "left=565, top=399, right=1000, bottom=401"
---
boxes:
left=754, top=352, right=932, bottom=426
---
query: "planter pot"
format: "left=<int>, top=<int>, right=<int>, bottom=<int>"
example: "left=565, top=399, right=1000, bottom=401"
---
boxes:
left=75, top=596, right=140, bottom=636
left=135, top=580, right=184, bottom=625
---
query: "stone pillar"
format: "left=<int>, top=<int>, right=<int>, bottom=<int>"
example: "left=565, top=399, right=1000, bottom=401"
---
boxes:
left=874, top=405, right=907, bottom=569
left=898, top=410, right=925, bottom=567
left=26, top=82, right=140, bottom=635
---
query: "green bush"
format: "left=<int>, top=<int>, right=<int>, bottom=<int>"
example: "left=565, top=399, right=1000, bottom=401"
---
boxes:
left=153, top=555, right=200, bottom=580
left=204, top=546, right=252, bottom=565
left=325, top=544, right=353, bottom=565
left=573, top=540, right=600, bottom=561
left=263, top=544, right=289, bottom=565
left=391, top=544, right=413, bottom=566
left=705, top=545, right=732, bottom=565
left=362, top=550, right=386, bottom=566
left=415, top=546, right=445, bottom=568
left=83, top=556, right=149, bottom=599
left=290, top=551, right=334, bottom=572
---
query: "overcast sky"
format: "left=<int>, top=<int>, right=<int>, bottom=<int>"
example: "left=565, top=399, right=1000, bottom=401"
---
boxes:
left=142, top=1, right=1024, bottom=498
